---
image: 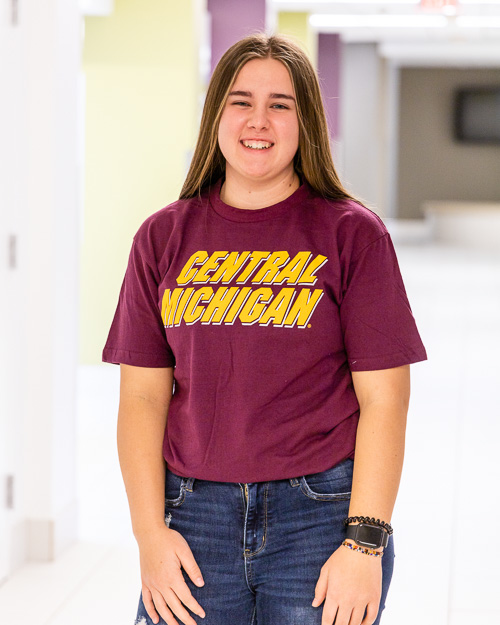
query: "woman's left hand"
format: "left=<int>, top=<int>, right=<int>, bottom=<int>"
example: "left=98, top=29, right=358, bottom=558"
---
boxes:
left=312, top=543, right=382, bottom=625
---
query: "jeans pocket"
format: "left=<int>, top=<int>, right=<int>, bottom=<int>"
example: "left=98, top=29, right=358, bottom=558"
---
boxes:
left=165, top=470, right=189, bottom=508
left=300, top=459, right=353, bottom=501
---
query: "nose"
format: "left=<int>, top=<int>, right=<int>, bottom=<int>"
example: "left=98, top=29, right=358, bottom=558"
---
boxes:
left=247, top=104, right=269, bottom=130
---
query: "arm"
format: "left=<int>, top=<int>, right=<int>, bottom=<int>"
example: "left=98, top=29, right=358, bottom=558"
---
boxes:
left=118, top=364, right=173, bottom=537
left=118, top=364, right=205, bottom=625
left=348, top=364, right=410, bottom=521
left=312, top=365, right=410, bottom=625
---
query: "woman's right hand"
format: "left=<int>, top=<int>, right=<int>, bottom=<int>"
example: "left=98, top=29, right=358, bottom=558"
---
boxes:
left=137, top=526, right=206, bottom=625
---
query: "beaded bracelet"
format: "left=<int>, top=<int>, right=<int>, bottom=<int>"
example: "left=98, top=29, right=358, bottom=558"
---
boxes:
left=342, top=540, right=383, bottom=558
left=344, top=516, right=393, bottom=535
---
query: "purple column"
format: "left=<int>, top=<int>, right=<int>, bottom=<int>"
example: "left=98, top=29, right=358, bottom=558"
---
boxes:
left=317, top=33, right=341, bottom=140
left=207, top=0, right=266, bottom=75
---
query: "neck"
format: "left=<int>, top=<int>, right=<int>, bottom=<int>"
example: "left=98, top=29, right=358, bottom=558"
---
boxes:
left=220, top=170, right=300, bottom=210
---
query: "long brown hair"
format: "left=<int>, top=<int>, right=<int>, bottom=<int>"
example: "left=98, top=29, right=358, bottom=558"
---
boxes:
left=180, top=33, right=357, bottom=202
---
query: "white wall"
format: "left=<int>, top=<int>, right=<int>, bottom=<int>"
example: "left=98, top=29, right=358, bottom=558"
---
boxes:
left=0, top=0, right=26, bottom=581
left=79, top=0, right=114, bottom=15
left=0, top=0, right=81, bottom=575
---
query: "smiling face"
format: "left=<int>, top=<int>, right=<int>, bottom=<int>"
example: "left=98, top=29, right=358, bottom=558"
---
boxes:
left=217, top=57, right=300, bottom=189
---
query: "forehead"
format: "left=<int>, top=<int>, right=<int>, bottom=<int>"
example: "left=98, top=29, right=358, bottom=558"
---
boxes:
left=231, top=57, right=294, bottom=92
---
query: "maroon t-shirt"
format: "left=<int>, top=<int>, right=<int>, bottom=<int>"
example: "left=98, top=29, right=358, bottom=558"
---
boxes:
left=103, top=180, right=427, bottom=482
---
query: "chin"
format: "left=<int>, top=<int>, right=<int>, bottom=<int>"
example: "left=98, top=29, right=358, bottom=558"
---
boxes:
left=241, top=165, right=291, bottom=180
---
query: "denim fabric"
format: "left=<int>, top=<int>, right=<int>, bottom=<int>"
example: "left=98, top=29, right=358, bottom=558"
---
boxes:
left=135, top=459, right=394, bottom=625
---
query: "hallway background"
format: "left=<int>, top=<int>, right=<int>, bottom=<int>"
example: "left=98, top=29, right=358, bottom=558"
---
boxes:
left=1, top=1, right=499, bottom=623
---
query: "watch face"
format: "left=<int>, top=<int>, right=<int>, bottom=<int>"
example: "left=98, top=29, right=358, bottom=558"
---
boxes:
left=357, top=524, right=383, bottom=548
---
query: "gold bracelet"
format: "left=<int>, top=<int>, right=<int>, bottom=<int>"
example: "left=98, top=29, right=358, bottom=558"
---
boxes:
left=341, top=540, right=383, bottom=558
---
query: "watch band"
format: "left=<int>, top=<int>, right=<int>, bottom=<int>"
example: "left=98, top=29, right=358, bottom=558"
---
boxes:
left=345, top=522, right=389, bottom=549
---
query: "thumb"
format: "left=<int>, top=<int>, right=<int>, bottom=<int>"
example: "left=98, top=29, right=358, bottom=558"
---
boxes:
left=312, top=570, right=327, bottom=607
left=178, top=544, right=204, bottom=587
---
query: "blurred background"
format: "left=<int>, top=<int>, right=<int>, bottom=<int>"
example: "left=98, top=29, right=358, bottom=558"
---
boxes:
left=1, top=0, right=499, bottom=623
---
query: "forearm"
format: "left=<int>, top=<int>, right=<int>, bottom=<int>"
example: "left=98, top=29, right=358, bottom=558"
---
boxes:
left=349, top=367, right=410, bottom=523
left=348, top=405, right=406, bottom=522
left=117, top=368, right=173, bottom=541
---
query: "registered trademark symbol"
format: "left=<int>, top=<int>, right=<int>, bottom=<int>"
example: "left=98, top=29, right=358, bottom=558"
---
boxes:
left=307, top=324, right=312, bottom=329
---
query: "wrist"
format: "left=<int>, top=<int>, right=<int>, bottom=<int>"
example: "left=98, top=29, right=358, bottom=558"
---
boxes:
left=341, top=539, right=384, bottom=557
left=344, top=516, right=394, bottom=535
left=343, top=537, right=384, bottom=554
left=344, top=518, right=391, bottom=550
left=133, top=520, right=170, bottom=542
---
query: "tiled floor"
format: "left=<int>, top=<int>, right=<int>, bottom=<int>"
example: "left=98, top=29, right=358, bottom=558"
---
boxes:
left=0, top=241, right=499, bottom=625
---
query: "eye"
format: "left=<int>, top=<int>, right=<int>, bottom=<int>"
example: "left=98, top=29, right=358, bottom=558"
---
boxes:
left=271, top=103, right=289, bottom=110
left=231, top=101, right=250, bottom=107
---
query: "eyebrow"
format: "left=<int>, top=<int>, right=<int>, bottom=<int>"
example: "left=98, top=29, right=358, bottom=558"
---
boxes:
left=228, top=90, right=296, bottom=101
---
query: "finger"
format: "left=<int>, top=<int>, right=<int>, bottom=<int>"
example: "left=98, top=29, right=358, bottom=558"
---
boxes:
left=312, top=571, right=328, bottom=607
left=361, top=600, right=380, bottom=625
left=349, top=606, right=366, bottom=625
left=142, top=586, right=160, bottom=625
left=171, top=580, right=206, bottom=619
left=178, top=546, right=204, bottom=587
left=321, top=602, right=338, bottom=625
left=151, top=588, right=178, bottom=625
left=165, top=588, right=201, bottom=625
left=330, top=605, right=353, bottom=625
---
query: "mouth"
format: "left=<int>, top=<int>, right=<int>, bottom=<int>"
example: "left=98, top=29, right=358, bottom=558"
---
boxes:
left=241, top=140, right=274, bottom=150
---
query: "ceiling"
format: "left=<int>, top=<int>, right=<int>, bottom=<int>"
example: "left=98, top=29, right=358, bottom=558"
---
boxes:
left=271, top=0, right=500, bottom=64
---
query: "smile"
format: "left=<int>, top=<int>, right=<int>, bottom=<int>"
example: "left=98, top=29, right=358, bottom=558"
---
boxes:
left=241, top=140, right=273, bottom=150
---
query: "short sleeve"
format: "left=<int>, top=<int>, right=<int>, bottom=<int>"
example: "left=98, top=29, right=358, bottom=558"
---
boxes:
left=102, top=240, right=175, bottom=367
left=340, top=233, right=427, bottom=371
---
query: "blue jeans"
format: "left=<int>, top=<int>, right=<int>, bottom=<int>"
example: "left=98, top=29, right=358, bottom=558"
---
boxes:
left=136, top=459, right=394, bottom=625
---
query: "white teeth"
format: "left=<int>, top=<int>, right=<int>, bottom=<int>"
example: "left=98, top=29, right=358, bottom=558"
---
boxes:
left=242, top=140, right=272, bottom=150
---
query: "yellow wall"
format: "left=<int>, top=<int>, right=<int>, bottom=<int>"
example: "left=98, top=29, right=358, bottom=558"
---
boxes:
left=277, top=12, right=317, bottom=66
left=81, top=0, right=199, bottom=364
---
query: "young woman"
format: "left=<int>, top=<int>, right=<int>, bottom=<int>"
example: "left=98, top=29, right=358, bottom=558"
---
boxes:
left=103, top=34, right=426, bottom=625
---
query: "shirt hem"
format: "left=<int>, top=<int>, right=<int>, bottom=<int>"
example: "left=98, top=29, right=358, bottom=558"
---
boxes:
left=165, top=453, right=356, bottom=483
left=102, top=347, right=174, bottom=368
left=348, top=348, right=427, bottom=372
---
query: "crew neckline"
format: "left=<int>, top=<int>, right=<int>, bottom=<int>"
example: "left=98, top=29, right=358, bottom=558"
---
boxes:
left=208, top=178, right=311, bottom=223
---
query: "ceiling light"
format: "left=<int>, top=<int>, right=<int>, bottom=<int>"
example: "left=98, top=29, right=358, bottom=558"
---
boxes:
left=309, top=14, right=448, bottom=28
left=456, top=16, right=500, bottom=26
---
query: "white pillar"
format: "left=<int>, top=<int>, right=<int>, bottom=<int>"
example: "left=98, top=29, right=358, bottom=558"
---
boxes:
left=340, top=43, right=383, bottom=212
left=0, top=0, right=81, bottom=569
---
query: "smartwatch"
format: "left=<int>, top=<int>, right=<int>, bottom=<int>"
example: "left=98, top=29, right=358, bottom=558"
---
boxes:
left=345, top=523, right=389, bottom=549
